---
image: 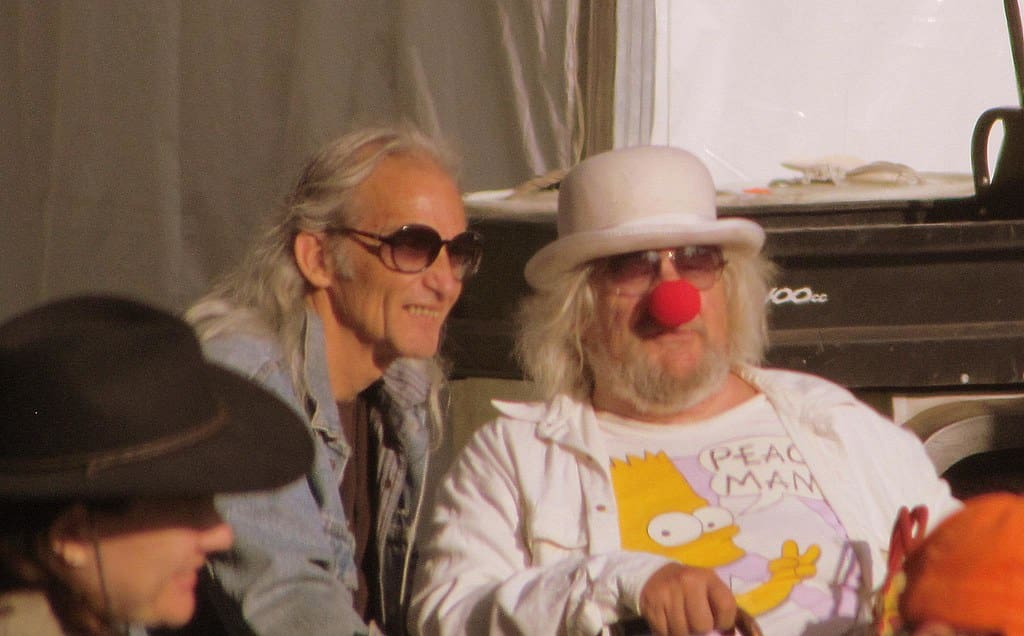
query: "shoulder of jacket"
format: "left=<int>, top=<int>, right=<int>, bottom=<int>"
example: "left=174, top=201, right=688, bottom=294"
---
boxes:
left=487, top=395, right=590, bottom=442
left=202, top=331, right=286, bottom=377
left=748, top=366, right=858, bottom=406
left=490, top=398, right=558, bottom=422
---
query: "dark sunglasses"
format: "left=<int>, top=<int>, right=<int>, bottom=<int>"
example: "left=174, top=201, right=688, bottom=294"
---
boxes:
left=329, top=224, right=483, bottom=280
left=599, top=245, right=726, bottom=295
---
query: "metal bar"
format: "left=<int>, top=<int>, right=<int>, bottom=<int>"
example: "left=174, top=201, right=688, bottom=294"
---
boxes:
left=1004, top=0, right=1024, bottom=106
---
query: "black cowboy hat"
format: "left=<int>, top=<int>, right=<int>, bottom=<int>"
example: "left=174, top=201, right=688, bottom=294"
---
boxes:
left=0, top=295, right=313, bottom=499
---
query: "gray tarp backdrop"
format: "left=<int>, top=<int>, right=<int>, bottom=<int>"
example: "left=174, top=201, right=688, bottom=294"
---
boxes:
left=1, top=1, right=580, bottom=320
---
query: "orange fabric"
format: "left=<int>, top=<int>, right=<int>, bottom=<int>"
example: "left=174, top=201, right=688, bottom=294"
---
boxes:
left=900, top=493, right=1024, bottom=636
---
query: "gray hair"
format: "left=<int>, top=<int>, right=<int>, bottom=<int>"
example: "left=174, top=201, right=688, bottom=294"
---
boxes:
left=186, top=124, right=458, bottom=444
left=515, top=250, right=777, bottom=402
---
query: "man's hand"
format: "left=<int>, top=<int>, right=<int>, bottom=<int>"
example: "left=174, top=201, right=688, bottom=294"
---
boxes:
left=637, top=562, right=737, bottom=635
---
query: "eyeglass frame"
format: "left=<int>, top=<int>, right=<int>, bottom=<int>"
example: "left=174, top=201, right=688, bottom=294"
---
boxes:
left=326, top=223, right=484, bottom=280
left=592, top=245, right=727, bottom=296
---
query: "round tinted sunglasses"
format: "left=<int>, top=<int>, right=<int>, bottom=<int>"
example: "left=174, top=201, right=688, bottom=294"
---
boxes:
left=597, top=245, right=726, bottom=296
left=329, top=224, right=483, bottom=280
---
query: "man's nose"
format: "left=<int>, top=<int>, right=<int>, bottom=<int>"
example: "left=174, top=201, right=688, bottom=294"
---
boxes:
left=194, top=499, right=234, bottom=553
left=655, top=250, right=680, bottom=282
left=423, top=247, right=463, bottom=298
left=200, top=519, right=235, bottom=553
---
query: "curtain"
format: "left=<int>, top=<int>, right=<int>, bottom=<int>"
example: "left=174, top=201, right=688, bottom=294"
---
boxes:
left=1, top=0, right=579, bottom=319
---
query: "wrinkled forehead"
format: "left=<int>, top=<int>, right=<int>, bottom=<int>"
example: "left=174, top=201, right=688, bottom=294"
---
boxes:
left=353, top=154, right=465, bottom=232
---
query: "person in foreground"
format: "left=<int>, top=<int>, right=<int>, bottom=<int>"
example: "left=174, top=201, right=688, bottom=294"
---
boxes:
left=878, top=492, right=1024, bottom=636
left=410, top=145, right=960, bottom=635
left=184, top=125, right=482, bottom=634
left=0, top=295, right=312, bottom=635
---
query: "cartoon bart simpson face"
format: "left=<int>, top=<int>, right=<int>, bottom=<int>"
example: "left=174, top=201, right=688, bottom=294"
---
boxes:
left=611, top=451, right=743, bottom=567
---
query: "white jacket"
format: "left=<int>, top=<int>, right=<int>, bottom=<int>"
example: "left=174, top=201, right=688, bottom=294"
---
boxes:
left=410, top=367, right=959, bottom=635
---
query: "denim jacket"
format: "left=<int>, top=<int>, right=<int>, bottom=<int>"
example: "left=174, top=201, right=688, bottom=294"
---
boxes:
left=200, top=310, right=434, bottom=635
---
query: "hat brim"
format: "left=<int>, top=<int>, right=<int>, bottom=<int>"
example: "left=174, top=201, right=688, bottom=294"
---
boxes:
left=524, top=216, right=765, bottom=289
left=0, top=364, right=313, bottom=499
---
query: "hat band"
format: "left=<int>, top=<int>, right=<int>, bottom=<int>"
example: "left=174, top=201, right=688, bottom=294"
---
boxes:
left=0, top=402, right=228, bottom=477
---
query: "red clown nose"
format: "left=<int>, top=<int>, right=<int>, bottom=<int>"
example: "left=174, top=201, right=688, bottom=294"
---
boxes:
left=648, top=279, right=701, bottom=328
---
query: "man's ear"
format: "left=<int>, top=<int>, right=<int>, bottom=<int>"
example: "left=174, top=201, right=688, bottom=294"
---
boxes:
left=294, top=231, right=334, bottom=289
left=48, top=504, right=92, bottom=569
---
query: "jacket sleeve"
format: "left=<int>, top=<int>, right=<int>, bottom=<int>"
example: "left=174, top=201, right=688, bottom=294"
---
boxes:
left=755, top=366, right=962, bottom=548
left=850, top=402, right=962, bottom=536
left=200, top=336, right=372, bottom=636
left=409, top=422, right=670, bottom=636
left=788, top=380, right=962, bottom=594
left=210, top=483, right=370, bottom=635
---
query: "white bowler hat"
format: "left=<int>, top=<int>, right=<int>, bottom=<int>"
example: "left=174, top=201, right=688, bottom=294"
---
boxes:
left=523, top=146, right=765, bottom=289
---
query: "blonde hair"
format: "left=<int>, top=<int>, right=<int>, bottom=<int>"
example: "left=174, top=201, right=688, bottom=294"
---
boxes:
left=515, top=251, right=777, bottom=401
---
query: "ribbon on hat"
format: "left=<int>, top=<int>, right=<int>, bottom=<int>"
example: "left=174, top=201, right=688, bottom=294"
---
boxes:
left=0, top=401, right=228, bottom=478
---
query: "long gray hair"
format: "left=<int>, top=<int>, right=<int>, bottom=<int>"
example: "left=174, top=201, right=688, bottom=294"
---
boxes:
left=186, top=124, right=458, bottom=443
left=515, top=250, right=777, bottom=402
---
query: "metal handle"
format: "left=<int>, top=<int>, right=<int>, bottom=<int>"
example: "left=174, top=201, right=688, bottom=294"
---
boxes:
left=971, top=107, right=1012, bottom=196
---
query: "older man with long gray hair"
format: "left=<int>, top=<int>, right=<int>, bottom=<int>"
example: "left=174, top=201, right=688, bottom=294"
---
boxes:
left=411, top=146, right=958, bottom=636
left=182, top=125, right=482, bottom=635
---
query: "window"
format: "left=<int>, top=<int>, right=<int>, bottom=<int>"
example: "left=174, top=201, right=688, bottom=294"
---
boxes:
left=617, top=1, right=1018, bottom=199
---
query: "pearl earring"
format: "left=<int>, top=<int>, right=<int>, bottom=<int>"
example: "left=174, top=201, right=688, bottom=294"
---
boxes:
left=64, top=551, right=86, bottom=568
left=53, top=545, right=87, bottom=568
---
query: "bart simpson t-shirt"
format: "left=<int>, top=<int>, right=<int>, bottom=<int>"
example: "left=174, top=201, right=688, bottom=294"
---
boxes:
left=598, top=394, right=861, bottom=635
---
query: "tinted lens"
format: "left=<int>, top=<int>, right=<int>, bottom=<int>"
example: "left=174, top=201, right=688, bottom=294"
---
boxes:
left=387, top=225, right=443, bottom=272
left=601, top=246, right=724, bottom=294
left=383, top=225, right=483, bottom=279
left=447, top=231, right=483, bottom=279
left=673, top=245, right=724, bottom=273
left=604, top=251, right=660, bottom=286
left=671, top=245, right=724, bottom=290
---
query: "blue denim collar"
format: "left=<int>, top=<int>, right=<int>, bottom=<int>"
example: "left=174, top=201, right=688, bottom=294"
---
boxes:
left=301, top=309, right=345, bottom=442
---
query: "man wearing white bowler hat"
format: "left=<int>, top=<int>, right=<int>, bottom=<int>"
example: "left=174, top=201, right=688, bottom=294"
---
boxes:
left=410, top=146, right=960, bottom=636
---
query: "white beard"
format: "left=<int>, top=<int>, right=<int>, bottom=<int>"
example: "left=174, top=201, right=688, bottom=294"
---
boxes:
left=588, top=324, right=731, bottom=417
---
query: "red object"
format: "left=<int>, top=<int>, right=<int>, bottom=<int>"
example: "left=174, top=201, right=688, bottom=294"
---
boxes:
left=648, top=280, right=701, bottom=328
left=900, top=493, right=1024, bottom=635
left=873, top=505, right=929, bottom=635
